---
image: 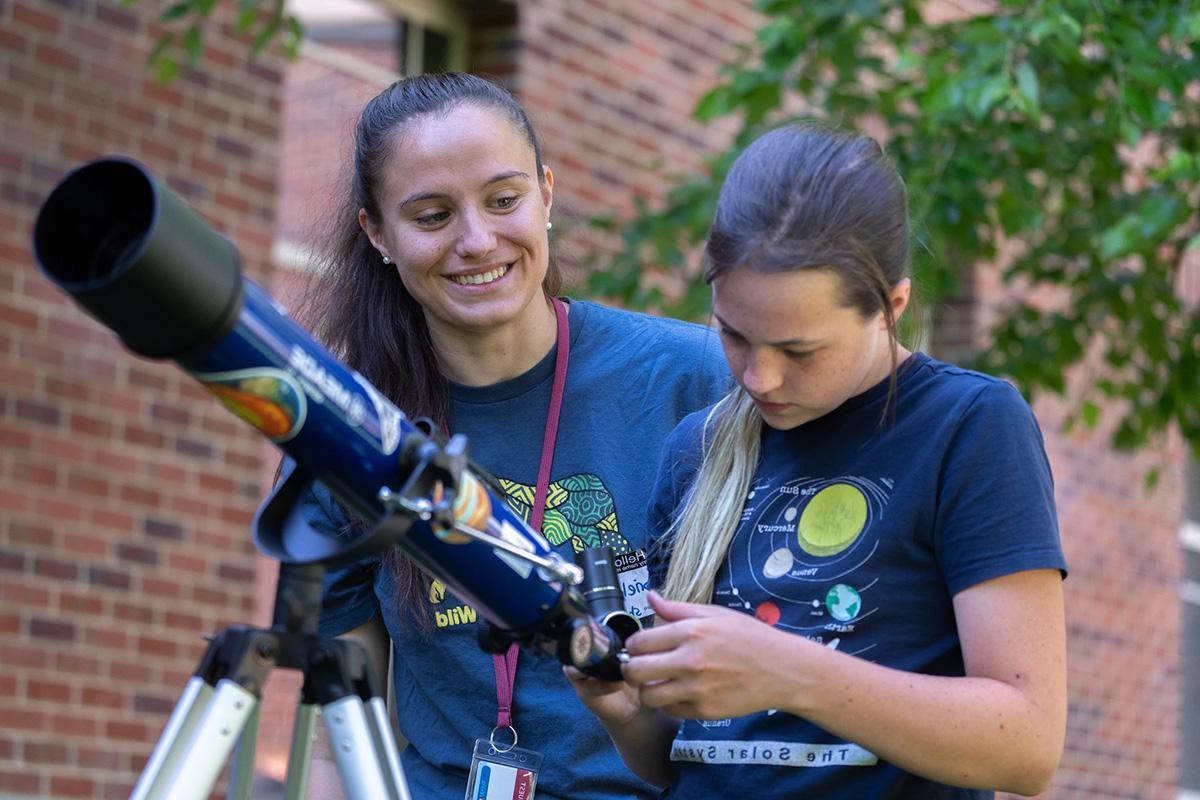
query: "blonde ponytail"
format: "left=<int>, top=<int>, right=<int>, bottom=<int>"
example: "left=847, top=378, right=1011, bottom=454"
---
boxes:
left=659, top=387, right=762, bottom=604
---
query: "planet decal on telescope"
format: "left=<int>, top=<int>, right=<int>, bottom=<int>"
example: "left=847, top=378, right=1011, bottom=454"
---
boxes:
left=203, top=369, right=304, bottom=441
left=432, top=473, right=492, bottom=544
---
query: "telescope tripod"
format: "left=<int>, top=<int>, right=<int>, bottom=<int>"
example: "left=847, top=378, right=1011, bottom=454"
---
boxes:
left=130, top=562, right=410, bottom=800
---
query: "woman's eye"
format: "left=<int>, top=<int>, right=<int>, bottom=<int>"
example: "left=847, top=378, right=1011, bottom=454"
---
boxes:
left=492, top=194, right=518, bottom=209
left=414, top=211, right=449, bottom=226
left=786, top=350, right=813, bottom=361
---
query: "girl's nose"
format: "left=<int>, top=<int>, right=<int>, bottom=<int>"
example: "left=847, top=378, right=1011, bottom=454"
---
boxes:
left=741, top=349, right=784, bottom=396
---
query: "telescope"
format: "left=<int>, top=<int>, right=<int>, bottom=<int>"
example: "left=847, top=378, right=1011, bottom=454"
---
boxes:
left=32, top=157, right=638, bottom=799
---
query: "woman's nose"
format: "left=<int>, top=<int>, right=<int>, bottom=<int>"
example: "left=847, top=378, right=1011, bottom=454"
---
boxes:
left=454, top=207, right=498, bottom=259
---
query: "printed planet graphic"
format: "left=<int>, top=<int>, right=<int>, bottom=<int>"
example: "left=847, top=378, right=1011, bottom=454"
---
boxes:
left=826, top=583, right=861, bottom=622
left=796, top=483, right=867, bottom=557
left=762, top=547, right=794, bottom=579
left=755, top=601, right=781, bottom=625
left=204, top=371, right=304, bottom=441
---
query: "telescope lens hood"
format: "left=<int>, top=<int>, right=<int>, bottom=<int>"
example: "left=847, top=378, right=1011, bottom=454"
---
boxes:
left=33, top=157, right=243, bottom=359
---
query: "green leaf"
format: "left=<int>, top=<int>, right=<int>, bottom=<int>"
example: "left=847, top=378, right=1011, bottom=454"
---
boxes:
left=1081, top=400, right=1099, bottom=428
left=159, top=1, right=190, bottom=22
left=1015, top=61, right=1039, bottom=110
left=155, top=55, right=179, bottom=85
left=184, top=25, right=203, bottom=67
left=970, top=75, right=1009, bottom=120
left=236, top=8, right=257, bottom=34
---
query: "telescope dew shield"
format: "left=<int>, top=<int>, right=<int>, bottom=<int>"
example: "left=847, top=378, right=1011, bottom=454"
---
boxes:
left=32, top=157, right=244, bottom=359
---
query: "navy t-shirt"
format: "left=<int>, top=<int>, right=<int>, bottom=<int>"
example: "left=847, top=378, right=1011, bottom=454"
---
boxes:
left=648, top=353, right=1066, bottom=799
left=310, top=299, right=730, bottom=799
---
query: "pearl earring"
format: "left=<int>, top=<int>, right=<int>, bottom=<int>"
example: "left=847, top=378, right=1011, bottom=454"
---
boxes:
left=382, top=254, right=390, bottom=264
left=546, top=221, right=553, bottom=231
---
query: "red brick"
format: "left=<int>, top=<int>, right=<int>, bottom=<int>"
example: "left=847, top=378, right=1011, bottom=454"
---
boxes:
left=27, top=679, right=73, bottom=703
left=50, top=775, right=95, bottom=798
left=49, top=712, right=97, bottom=737
left=0, top=769, right=42, bottom=794
left=35, top=42, right=81, bottom=71
left=12, top=3, right=61, bottom=34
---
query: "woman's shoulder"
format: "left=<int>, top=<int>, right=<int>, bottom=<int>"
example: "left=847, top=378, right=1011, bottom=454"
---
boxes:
left=569, top=298, right=720, bottom=352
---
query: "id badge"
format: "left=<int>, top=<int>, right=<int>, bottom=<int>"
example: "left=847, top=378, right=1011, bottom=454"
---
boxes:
left=465, top=735, right=543, bottom=800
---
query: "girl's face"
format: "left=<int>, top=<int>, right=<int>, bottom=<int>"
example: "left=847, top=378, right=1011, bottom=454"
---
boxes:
left=360, top=104, right=553, bottom=342
left=712, top=267, right=910, bottom=431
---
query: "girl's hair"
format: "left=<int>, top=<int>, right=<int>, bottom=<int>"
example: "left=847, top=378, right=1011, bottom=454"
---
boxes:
left=660, top=122, right=912, bottom=605
left=297, top=72, right=560, bottom=624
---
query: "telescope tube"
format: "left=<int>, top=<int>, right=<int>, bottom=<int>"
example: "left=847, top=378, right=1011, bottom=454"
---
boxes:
left=31, top=157, right=594, bottom=643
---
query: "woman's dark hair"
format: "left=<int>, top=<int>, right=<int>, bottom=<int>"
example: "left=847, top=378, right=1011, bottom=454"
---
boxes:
left=298, top=72, right=560, bottom=625
left=704, top=122, right=912, bottom=364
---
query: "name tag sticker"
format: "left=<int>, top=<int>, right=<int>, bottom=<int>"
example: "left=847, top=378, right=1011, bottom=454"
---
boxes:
left=614, top=549, right=651, bottom=620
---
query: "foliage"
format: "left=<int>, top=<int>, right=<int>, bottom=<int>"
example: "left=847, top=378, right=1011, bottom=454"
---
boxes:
left=592, top=0, right=1200, bottom=458
left=122, top=0, right=302, bottom=84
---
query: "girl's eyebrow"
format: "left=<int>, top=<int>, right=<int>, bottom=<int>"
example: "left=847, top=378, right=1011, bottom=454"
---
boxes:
left=399, top=170, right=531, bottom=208
left=713, top=311, right=820, bottom=348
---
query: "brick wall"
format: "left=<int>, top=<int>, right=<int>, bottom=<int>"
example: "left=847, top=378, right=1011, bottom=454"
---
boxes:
left=0, top=1, right=285, bottom=797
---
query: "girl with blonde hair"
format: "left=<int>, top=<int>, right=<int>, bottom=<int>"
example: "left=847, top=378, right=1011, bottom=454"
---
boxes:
left=569, top=122, right=1067, bottom=799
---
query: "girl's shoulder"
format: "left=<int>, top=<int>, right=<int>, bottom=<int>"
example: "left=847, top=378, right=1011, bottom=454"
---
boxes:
left=904, top=353, right=1034, bottom=419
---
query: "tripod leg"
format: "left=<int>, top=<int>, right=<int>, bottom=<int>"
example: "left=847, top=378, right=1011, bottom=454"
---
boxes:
left=227, top=700, right=260, bottom=800
left=282, top=702, right=318, bottom=800
left=323, top=695, right=413, bottom=800
left=131, top=677, right=211, bottom=800
left=131, top=678, right=259, bottom=800
left=364, top=696, right=408, bottom=795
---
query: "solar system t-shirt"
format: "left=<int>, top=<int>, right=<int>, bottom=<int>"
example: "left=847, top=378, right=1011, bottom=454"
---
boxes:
left=647, top=353, right=1065, bottom=799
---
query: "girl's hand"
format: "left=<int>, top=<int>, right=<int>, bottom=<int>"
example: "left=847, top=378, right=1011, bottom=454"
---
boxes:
left=621, top=590, right=810, bottom=720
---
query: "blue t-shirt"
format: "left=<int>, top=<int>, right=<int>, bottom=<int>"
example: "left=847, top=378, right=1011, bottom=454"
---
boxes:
left=311, top=299, right=730, bottom=799
left=648, top=353, right=1066, bottom=799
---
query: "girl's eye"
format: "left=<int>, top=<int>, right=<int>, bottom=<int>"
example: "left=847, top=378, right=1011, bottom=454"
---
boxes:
left=786, top=350, right=813, bottom=361
left=492, top=194, right=518, bottom=209
left=719, top=328, right=747, bottom=346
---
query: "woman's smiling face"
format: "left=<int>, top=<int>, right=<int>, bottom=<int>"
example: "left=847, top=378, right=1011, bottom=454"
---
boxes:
left=360, top=103, right=554, bottom=341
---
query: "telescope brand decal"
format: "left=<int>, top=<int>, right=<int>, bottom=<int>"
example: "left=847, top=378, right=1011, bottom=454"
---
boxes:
left=199, top=368, right=306, bottom=442
left=287, top=345, right=368, bottom=423
left=354, top=373, right=403, bottom=455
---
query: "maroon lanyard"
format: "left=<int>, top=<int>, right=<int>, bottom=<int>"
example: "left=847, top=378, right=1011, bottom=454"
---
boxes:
left=493, top=296, right=569, bottom=736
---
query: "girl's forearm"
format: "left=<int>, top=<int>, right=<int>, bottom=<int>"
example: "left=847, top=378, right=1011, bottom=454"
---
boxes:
left=600, top=706, right=679, bottom=788
left=776, top=642, right=1064, bottom=795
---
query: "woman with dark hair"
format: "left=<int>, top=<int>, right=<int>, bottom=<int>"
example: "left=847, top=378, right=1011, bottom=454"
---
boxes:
left=297, top=72, right=729, bottom=798
left=569, top=123, right=1068, bottom=798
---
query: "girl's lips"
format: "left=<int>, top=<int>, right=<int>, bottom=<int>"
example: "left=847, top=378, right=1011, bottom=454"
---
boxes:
left=751, top=397, right=792, bottom=413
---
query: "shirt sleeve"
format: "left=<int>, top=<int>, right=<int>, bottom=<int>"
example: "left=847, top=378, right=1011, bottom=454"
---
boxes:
left=933, top=380, right=1066, bottom=595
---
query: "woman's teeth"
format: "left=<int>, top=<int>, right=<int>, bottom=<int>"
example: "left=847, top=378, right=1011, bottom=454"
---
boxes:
left=452, top=265, right=509, bottom=286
